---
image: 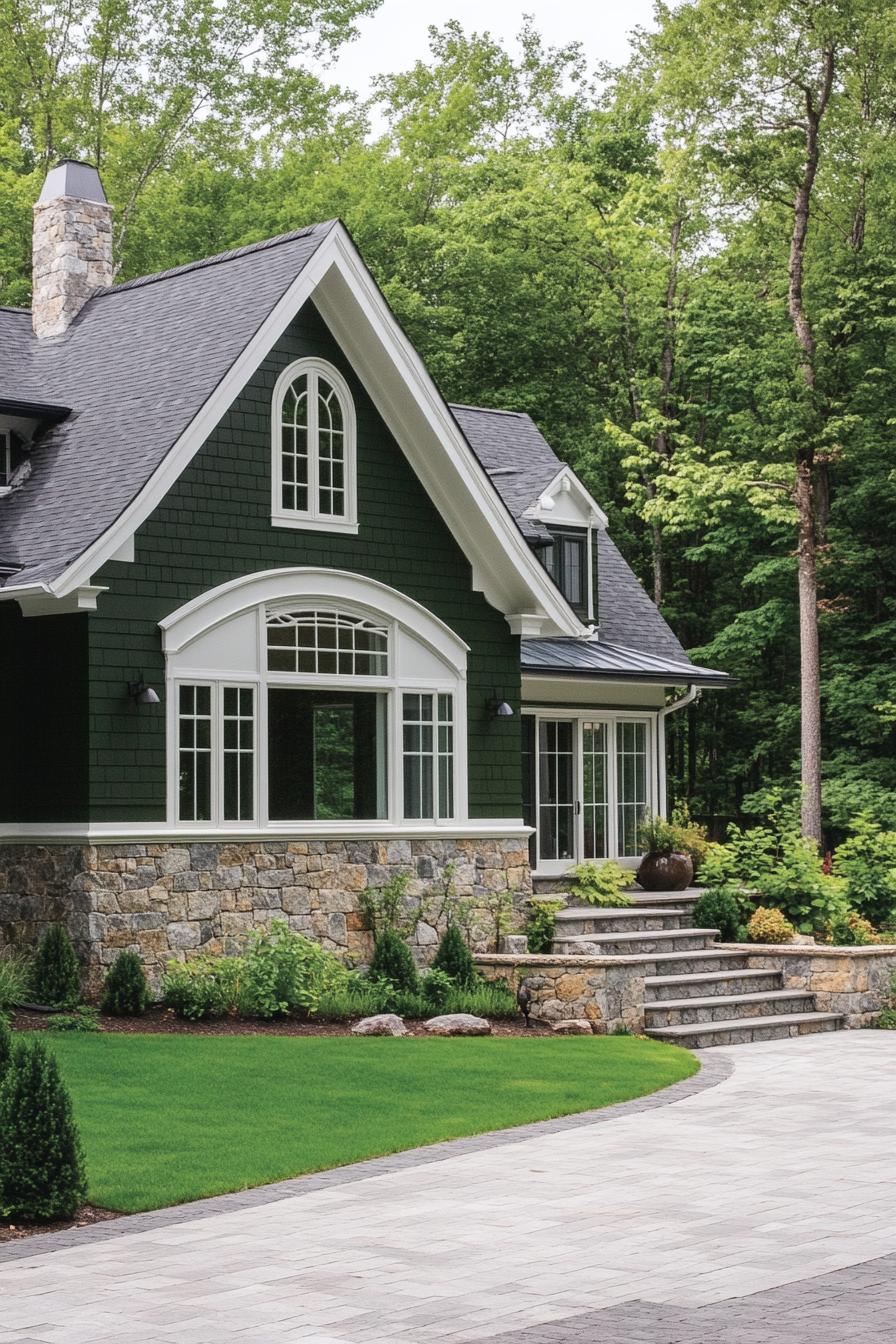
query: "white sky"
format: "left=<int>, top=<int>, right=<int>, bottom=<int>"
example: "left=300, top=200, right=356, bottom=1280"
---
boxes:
left=329, top=0, right=657, bottom=96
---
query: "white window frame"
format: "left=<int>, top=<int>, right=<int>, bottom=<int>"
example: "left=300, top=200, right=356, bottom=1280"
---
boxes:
left=527, top=708, right=657, bottom=873
left=0, top=430, right=11, bottom=494
left=270, top=357, right=358, bottom=534
left=162, top=570, right=470, bottom=834
left=174, top=681, right=259, bottom=827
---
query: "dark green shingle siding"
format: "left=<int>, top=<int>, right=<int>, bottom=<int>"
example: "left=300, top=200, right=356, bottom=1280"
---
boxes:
left=86, top=301, right=521, bottom=823
left=0, top=605, right=89, bottom=822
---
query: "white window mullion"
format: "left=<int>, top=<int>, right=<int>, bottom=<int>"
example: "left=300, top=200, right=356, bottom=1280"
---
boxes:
left=308, top=369, right=320, bottom=520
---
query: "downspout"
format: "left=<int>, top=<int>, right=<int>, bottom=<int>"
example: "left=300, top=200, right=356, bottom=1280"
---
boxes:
left=657, top=685, right=699, bottom=817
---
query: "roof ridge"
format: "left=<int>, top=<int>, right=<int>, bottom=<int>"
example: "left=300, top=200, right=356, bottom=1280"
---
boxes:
left=450, top=402, right=528, bottom=420
left=100, top=221, right=338, bottom=296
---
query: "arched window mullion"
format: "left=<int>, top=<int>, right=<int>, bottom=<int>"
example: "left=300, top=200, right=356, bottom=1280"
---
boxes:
left=271, top=358, right=358, bottom=534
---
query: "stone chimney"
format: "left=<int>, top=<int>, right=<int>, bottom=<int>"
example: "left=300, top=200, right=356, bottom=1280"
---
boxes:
left=32, top=159, right=114, bottom=340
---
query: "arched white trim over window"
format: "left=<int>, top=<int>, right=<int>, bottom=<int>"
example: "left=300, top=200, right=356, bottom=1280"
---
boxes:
left=270, top=357, right=358, bottom=533
left=161, top=569, right=468, bottom=833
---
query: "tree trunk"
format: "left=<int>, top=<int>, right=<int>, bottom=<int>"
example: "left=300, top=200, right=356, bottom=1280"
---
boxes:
left=786, top=45, right=835, bottom=845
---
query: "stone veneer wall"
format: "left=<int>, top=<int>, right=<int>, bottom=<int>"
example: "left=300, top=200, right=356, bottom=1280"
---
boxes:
left=475, top=954, right=647, bottom=1034
left=738, top=944, right=896, bottom=1028
left=0, top=839, right=530, bottom=993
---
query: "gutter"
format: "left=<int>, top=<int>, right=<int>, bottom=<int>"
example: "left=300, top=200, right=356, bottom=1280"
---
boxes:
left=657, top=685, right=699, bottom=817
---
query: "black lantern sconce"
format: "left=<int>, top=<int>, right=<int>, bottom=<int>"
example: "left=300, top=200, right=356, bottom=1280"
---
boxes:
left=127, top=672, right=160, bottom=705
left=487, top=690, right=514, bottom=719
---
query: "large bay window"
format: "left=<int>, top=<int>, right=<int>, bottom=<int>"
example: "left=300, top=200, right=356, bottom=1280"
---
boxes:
left=163, top=571, right=468, bottom=831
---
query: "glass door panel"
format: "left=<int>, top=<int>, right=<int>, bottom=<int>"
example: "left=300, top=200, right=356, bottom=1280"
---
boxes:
left=617, top=720, right=648, bottom=857
left=582, top=721, right=609, bottom=859
left=538, top=719, right=575, bottom=863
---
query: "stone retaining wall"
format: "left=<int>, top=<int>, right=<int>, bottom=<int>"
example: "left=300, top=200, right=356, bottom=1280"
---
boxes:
left=0, top=838, right=530, bottom=992
left=735, top=944, right=896, bottom=1028
left=475, top=954, right=646, bottom=1034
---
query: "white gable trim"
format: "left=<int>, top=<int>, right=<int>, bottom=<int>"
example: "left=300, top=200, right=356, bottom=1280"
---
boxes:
left=21, top=223, right=582, bottom=636
left=523, top=466, right=608, bottom=529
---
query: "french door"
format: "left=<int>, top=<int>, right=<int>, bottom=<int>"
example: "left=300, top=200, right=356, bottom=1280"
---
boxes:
left=532, top=714, right=652, bottom=873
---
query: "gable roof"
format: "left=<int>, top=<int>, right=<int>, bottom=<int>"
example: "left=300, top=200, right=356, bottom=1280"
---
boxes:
left=451, top=403, right=689, bottom=663
left=0, top=224, right=581, bottom=636
left=0, top=225, right=333, bottom=588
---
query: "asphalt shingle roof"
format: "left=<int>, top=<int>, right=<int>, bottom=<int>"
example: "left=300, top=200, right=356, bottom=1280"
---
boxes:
left=0, top=224, right=334, bottom=587
left=450, top=403, right=691, bottom=665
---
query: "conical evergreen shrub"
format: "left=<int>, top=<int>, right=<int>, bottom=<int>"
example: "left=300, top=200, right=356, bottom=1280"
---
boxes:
left=31, top=925, right=81, bottom=1008
left=0, top=1038, right=87, bottom=1221
left=101, top=950, right=150, bottom=1016
left=432, top=923, right=477, bottom=988
left=368, top=928, right=420, bottom=993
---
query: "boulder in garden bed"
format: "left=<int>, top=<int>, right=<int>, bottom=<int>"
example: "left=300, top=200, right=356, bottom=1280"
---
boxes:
left=351, top=1014, right=408, bottom=1037
left=552, top=1019, right=594, bottom=1035
left=423, top=1013, right=491, bottom=1036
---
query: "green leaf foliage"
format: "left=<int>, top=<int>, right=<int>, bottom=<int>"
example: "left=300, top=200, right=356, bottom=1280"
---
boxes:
left=31, top=926, right=81, bottom=1009
left=569, top=862, right=632, bottom=907
left=524, top=899, right=564, bottom=954
left=101, top=951, right=151, bottom=1017
left=431, top=923, right=477, bottom=988
left=368, top=929, right=420, bottom=995
left=0, top=1039, right=87, bottom=1222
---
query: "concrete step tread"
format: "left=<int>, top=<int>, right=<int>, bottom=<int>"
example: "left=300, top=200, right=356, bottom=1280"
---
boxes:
left=553, top=927, right=720, bottom=943
left=645, top=969, right=783, bottom=987
left=646, top=1011, right=844, bottom=1038
left=644, top=989, right=815, bottom=1013
left=555, top=906, right=687, bottom=920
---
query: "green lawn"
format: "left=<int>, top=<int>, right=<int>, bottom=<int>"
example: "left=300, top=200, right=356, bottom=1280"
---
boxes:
left=41, top=1034, right=698, bottom=1213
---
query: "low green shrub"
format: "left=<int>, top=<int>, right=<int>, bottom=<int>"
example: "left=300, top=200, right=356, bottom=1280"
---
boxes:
left=827, top=910, right=878, bottom=947
left=244, top=921, right=348, bottom=1017
left=46, top=1006, right=102, bottom=1033
left=101, top=951, right=151, bottom=1017
left=612, top=1022, right=632, bottom=1036
left=525, top=898, right=564, bottom=953
left=445, top=981, right=517, bottom=1019
left=691, top=887, right=743, bottom=942
left=832, top=816, right=896, bottom=928
left=698, top=814, right=848, bottom=935
left=312, top=974, right=518, bottom=1022
left=431, top=924, right=476, bottom=988
left=421, top=967, right=455, bottom=1009
left=368, top=928, right=420, bottom=994
left=669, top=801, right=711, bottom=870
left=0, top=1038, right=87, bottom=1222
left=569, top=862, right=632, bottom=907
left=162, top=956, right=250, bottom=1020
left=358, top=871, right=417, bottom=939
left=0, top=1015, right=11, bottom=1083
left=875, top=970, right=896, bottom=1028
left=746, top=906, right=796, bottom=944
left=31, top=925, right=81, bottom=1009
left=0, top=946, right=31, bottom=1010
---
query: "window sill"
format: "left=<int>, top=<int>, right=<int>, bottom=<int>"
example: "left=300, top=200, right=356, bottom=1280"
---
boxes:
left=271, top=512, right=359, bottom=536
left=0, top=820, right=534, bottom=843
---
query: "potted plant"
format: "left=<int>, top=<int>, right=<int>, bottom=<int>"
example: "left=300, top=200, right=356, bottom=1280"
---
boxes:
left=636, top=813, right=694, bottom=892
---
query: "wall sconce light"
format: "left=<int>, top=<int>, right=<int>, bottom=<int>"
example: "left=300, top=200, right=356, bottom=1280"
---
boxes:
left=127, top=672, right=160, bottom=705
left=487, top=691, right=514, bottom=719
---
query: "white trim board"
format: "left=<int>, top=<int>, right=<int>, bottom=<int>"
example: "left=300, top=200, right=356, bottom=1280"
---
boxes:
left=0, top=821, right=532, bottom=844
left=1, top=224, right=582, bottom=638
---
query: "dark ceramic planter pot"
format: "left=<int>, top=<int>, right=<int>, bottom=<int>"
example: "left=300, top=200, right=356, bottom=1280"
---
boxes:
left=636, top=850, right=694, bottom=892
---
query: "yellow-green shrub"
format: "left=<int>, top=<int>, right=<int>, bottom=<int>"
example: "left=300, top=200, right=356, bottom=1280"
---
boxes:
left=746, top=906, right=795, bottom=944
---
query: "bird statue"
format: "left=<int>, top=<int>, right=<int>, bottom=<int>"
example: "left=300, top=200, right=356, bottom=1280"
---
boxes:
left=517, top=983, right=532, bottom=1029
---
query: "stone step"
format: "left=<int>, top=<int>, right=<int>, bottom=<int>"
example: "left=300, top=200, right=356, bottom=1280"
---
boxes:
left=531, top=879, right=702, bottom=909
left=637, top=950, right=752, bottom=974
left=644, top=990, right=816, bottom=1027
left=645, top=1011, right=844, bottom=1049
left=552, top=928, right=721, bottom=956
left=644, top=969, right=785, bottom=1001
left=554, top=907, right=689, bottom=934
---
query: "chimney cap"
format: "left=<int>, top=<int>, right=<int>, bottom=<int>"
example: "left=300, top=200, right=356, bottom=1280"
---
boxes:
left=37, top=159, right=108, bottom=206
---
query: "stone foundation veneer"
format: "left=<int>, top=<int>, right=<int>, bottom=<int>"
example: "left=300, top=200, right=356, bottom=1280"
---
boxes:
left=475, top=954, right=647, bottom=1034
left=0, top=838, right=531, bottom=992
left=734, top=943, right=896, bottom=1029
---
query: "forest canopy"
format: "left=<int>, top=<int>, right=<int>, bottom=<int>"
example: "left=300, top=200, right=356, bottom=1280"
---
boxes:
left=3, top=0, right=895, bottom=839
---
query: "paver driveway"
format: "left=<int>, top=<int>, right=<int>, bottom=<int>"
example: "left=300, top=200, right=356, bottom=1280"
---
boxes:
left=1, top=1032, right=894, bottom=1343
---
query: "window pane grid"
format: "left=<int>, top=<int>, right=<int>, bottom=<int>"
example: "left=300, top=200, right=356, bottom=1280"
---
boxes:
left=277, top=366, right=351, bottom=522
left=582, top=721, right=608, bottom=859
left=617, top=721, right=648, bottom=857
left=280, top=375, right=308, bottom=513
left=223, top=687, right=255, bottom=822
left=437, top=694, right=454, bottom=820
left=267, top=609, right=388, bottom=676
left=178, top=685, right=212, bottom=822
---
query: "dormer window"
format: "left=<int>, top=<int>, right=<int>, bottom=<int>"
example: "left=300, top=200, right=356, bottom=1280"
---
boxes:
left=0, top=431, right=11, bottom=489
left=541, top=527, right=589, bottom=620
left=270, top=358, right=358, bottom=534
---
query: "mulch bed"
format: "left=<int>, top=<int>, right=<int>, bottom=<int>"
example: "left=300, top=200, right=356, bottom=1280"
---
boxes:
left=11, top=1006, right=554, bottom=1037
left=0, top=1204, right=119, bottom=1244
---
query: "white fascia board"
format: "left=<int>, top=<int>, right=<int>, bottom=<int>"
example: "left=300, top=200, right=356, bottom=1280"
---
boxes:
left=524, top=466, right=608, bottom=529
left=33, top=223, right=582, bottom=635
left=0, top=583, right=107, bottom=616
left=0, top=820, right=533, bottom=843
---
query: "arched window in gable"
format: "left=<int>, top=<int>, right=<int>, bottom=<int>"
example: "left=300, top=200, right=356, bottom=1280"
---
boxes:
left=271, top=359, right=357, bottom=533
